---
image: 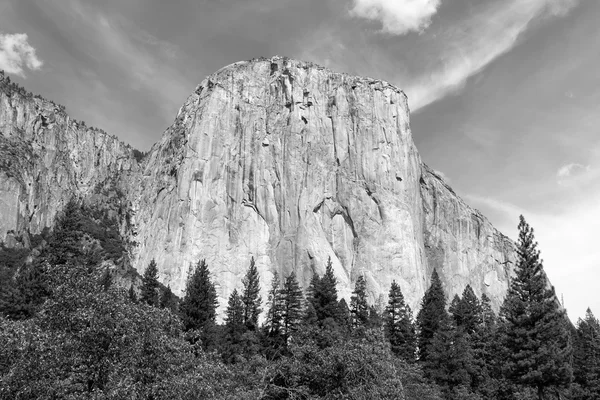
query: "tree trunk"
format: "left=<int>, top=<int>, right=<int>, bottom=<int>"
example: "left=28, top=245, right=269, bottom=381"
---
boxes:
left=538, top=386, right=545, bottom=400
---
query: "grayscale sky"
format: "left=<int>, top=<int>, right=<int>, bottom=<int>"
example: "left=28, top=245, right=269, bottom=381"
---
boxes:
left=1, top=0, right=598, bottom=321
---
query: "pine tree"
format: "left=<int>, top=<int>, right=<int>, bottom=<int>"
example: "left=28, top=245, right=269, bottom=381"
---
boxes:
left=424, top=315, right=474, bottom=396
left=455, top=285, right=483, bottom=335
left=312, top=257, right=340, bottom=324
left=368, top=305, right=383, bottom=329
left=573, top=308, right=600, bottom=399
left=159, top=285, right=178, bottom=312
left=449, top=294, right=461, bottom=324
left=384, top=280, right=416, bottom=361
left=128, top=284, right=137, bottom=303
left=265, top=272, right=283, bottom=335
left=223, top=289, right=246, bottom=361
left=350, top=275, right=369, bottom=329
left=140, top=259, right=160, bottom=307
left=480, top=293, right=496, bottom=328
left=180, top=259, right=218, bottom=333
left=280, top=271, right=304, bottom=343
left=241, top=257, right=262, bottom=331
left=337, top=298, right=352, bottom=331
left=46, top=198, right=84, bottom=266
left=416, top=269, right=447, bottom=362
left=499, top=215, right=573, bottom=400
left=471, top=292, right=498, bottom=397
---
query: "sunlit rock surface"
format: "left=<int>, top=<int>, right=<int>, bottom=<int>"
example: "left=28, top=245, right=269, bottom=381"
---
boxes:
left=0, top=59, right=516, bottom=314
left=132, top=57, right=515, bottom=312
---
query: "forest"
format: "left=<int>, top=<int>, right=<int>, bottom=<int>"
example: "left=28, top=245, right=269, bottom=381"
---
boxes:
left=0, top=199, right=598, bottom=400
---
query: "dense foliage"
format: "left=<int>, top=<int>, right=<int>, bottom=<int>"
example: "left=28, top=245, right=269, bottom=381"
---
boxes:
left=0, top=208, right=596, bottom=399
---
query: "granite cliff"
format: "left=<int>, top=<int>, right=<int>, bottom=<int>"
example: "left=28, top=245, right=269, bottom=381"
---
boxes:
left=0, top=58, right=515, bottom=313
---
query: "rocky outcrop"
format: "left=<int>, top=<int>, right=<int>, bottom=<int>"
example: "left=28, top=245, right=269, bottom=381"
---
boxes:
left=0, top=71, right=137, bottom=247
left=131, top=57, right=515, bottom=313
left=420, top=164, right=515, bottom=310
left=0, top=59, right=516, bottom=314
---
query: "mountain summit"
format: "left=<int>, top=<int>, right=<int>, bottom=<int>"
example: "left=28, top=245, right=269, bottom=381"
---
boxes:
left=0, top=57, right=515, bottom=313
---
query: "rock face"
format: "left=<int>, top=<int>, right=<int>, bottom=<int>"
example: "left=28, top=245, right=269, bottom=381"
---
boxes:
left=132, top=57, right=515, bottom=312
left=0, top=59, right=516, bottom=314
left=0, top=71, right=137, bottom=247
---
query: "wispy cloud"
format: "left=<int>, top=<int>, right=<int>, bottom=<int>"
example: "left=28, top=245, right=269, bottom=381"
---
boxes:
left=557, top=162, right=589, bottom=178
left=405, top=0, right=581, bottom=110
left=349, top=0, right=441, bottom=35
left=56, top=0, right=189, bottom=120
left=0, top=33, right=43, bottom=77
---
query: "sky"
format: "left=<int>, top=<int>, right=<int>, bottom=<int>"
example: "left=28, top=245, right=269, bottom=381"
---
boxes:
left=1, top=0, right=598, bottom=321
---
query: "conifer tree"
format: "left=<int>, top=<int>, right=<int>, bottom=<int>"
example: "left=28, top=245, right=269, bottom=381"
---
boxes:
left=480, top=293, right=496, bottom=328
left=306, top=257, right=341, bottom=326
left=368, top=305, right=383, bottom=329
left=449, top=294, right=461, bottom=324
left=471, top=292, right=498, bottom=397
left=425, top=316, right=474, bottom=396
left=455, top=285, right=483, bottom=335
left=140, top=259, right=160, bottom=307
left=265, top=272, right=283, bottom=335
left=180, top=259, right=218, bottom=333
left=128, top=284, right=137, bottom=303
left=280, top=271, right=304, bottom=343
left=46, top=198, right=84, bottom=266
left=416, top=269, right=447, bottom=362
left=159, top=285, right=178, bottom=312
left=573, top=308, right=600, bottom=399
left=384, top=280, right=416, bottom=361
left=350, top=275, right=369, bottom=329
left=241, top=257, right=262, bottom=331
left=337, top=298, right=352, bottom=331
left=223, top=289, right=246, bottom=361
left=500, top=215, right=572, bottom=400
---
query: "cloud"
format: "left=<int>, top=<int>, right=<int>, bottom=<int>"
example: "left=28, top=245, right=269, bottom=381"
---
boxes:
left=405, top=0, right=581, bottom=111
left=557, top=163, right=589, bottom=179
left=349, top=0, right=441, bottom=35
left=0, top=33, right=43, bottom=77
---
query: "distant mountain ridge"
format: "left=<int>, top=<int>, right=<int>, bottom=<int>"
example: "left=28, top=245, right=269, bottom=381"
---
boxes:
left=0, top=57, right=516, bottom=314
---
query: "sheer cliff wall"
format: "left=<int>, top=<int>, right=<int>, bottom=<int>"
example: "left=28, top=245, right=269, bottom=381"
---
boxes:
left=0, top=59, right=515, bottom=313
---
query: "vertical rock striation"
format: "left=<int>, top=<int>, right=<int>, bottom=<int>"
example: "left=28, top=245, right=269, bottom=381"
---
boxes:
left=132, top=57, right=515, bottom=312
left=0, top=59, right=516, bottom=314
left=0, top=72, right=137, bottom=246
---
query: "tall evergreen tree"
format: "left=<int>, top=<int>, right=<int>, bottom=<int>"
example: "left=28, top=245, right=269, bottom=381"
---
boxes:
left=350, top=275, right=369, bottom=329
left=46, top=198, right=84, bottom=266
left=573, top=308, right=600, bottom=399
left=128, top=284, right=137, bottom=303
left=280, top=272, right=304, bottom=343
left=425, top=316, right=475, bottom=398
left=384, top=280, right=416, bottom=361
left=337, top=298, right=352, bottom=331
left=306, top=257, right=341, bottom=326
left=140, top=259, right=160, bottom=307
left=480, top=293, right=496, bottom=328
left=241, top=257, right=262, bottom=331
left=223, top=289, right=245, bottom=361
left=455, top=285, right=483, bottom=335
left=180, top=259, right=218, bottom=334
left=500, top=215, right=573, bottom=400
left=159, top=285, right=178, bottom=312
left=416, top=269, right=447, bottom=362
left=265, top=272, right=283, bottom=336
